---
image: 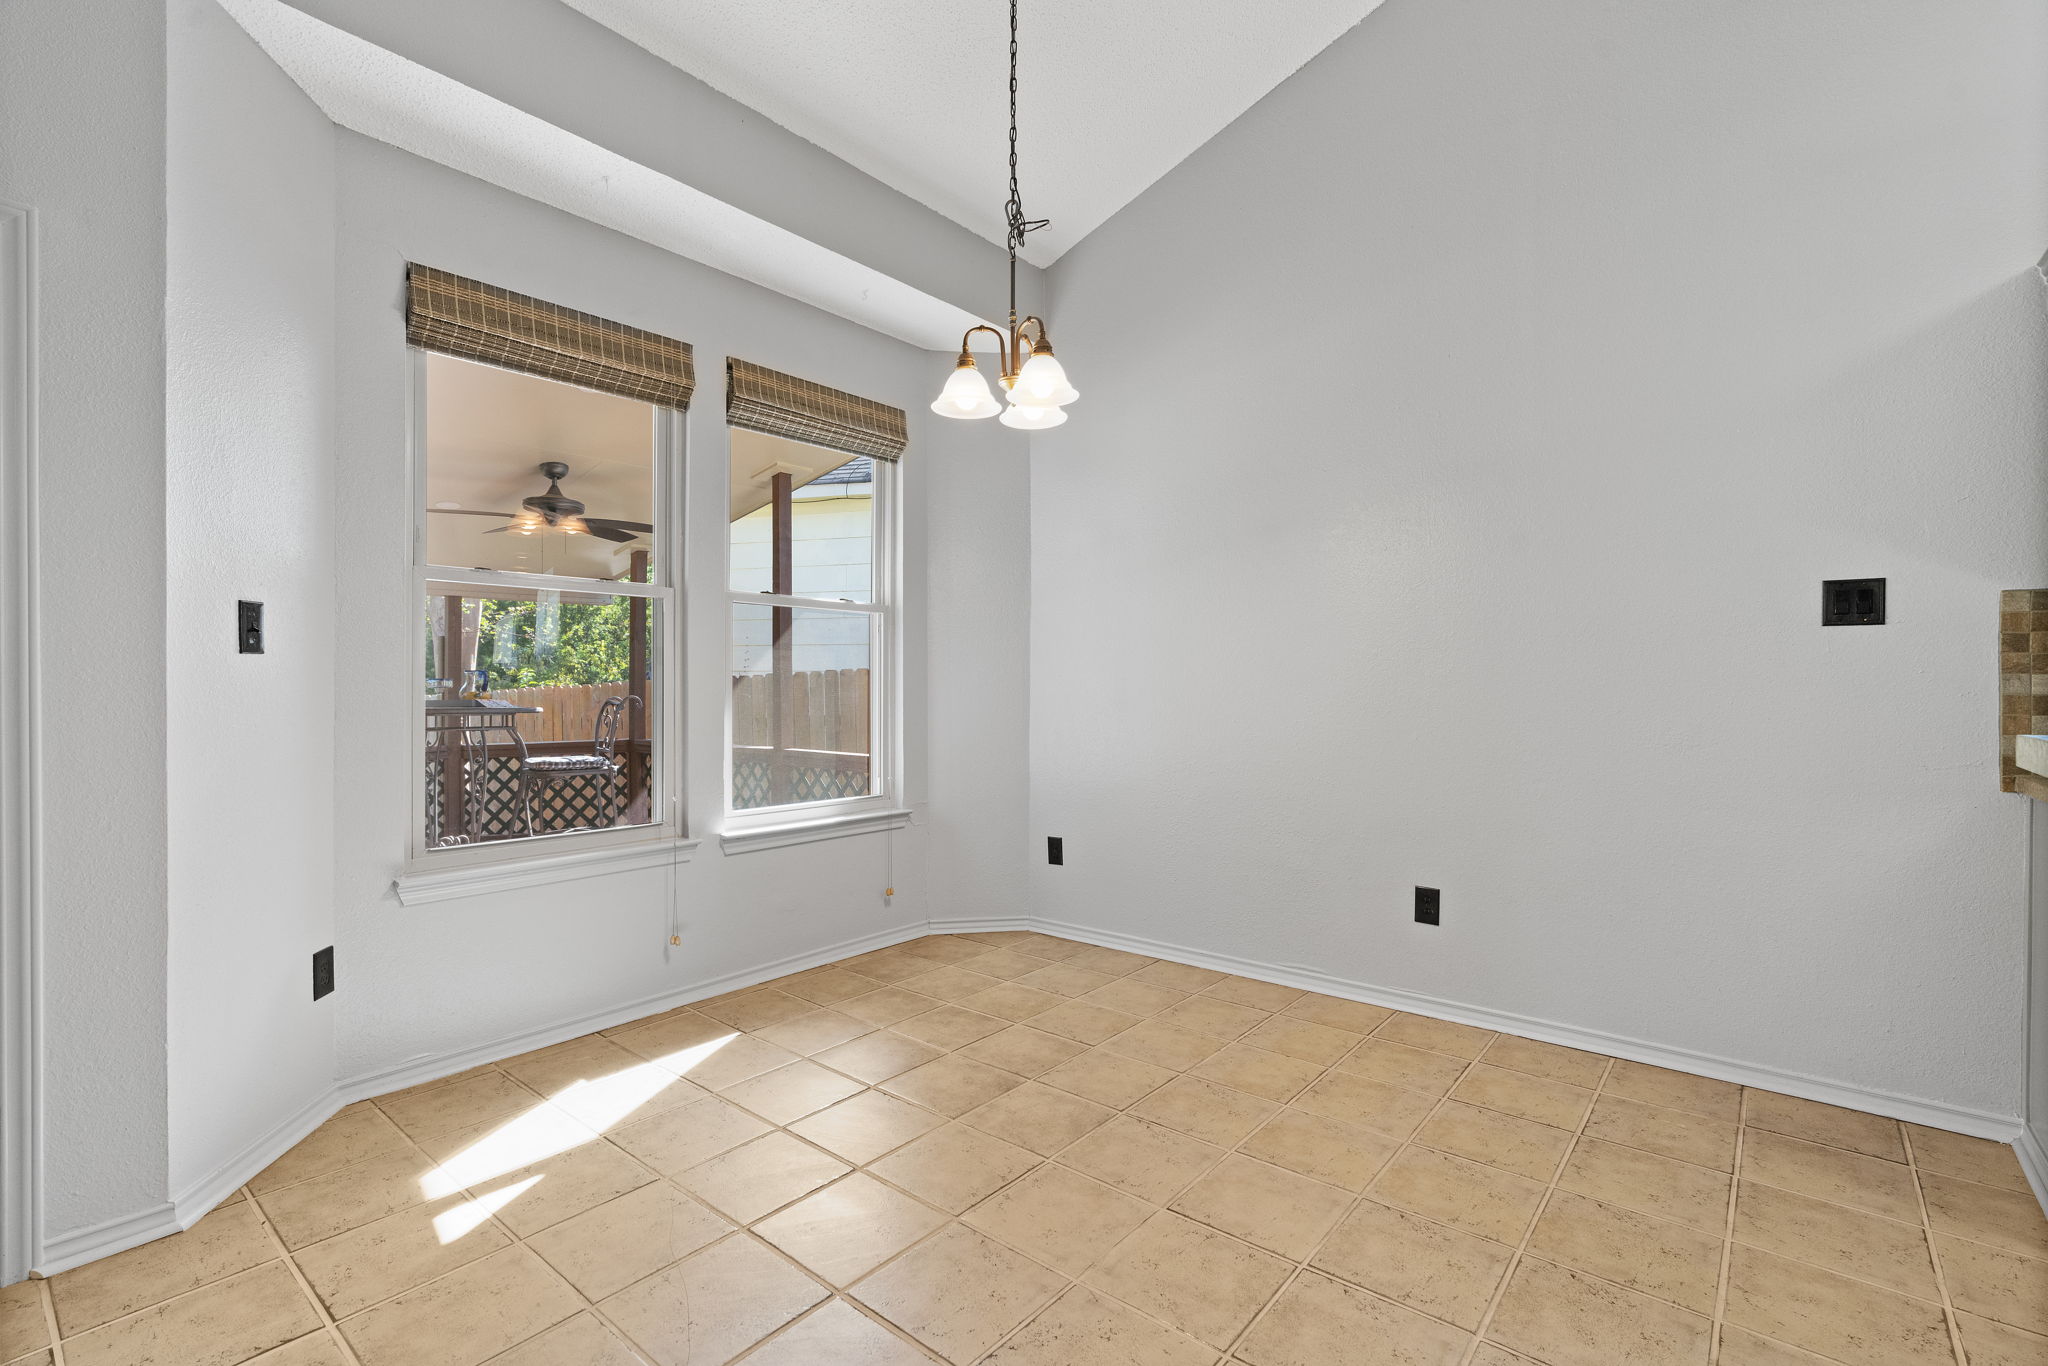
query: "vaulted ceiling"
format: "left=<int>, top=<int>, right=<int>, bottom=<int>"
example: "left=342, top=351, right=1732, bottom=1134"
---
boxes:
left=558, top=0, right=1386, bottom=265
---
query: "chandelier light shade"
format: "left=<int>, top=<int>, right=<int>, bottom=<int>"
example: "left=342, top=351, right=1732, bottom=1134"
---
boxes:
left=930, top=0, right=1078, bottom=427
left=999, top=401, right=1067, bottom=431
left=1012, top=344, right=1078, bottom=407
left=933, top=355, right=1004, bottom=419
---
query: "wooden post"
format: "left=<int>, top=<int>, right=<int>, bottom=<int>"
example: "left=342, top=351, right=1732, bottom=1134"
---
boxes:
left=626, top=549, right=649, bottom=822
left=435, top=594, right=469, bottom=842
left=769, top=471, right=795, bottom=806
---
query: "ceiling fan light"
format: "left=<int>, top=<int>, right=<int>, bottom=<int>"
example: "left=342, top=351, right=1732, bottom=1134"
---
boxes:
left=1013, top=349, right=1078, bottom=407
left=931, top=355, right=1002, bottom=419
left=999, top=400, right=1068, bottom=431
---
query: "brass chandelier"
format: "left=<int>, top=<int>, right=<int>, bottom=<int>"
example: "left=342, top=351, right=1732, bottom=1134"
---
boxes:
left=929, top=0, right=1077, bottom=430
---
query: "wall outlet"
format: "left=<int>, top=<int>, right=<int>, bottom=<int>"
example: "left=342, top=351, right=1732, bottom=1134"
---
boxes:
left=1414, top=887, right=1441, bottom=925
left=312, top=946, right=334, bottom=1000
left=1047, top=836, right=1064, bottom=866
left=238, top=600, right=265, bottom=653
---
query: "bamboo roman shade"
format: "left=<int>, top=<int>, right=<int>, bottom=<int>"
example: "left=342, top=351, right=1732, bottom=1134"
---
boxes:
left=405, top=264, right=694, bottom=409
left=725, top=358, right=908, bottom=462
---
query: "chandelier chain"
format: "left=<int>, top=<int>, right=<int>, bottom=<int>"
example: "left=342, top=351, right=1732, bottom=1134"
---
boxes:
left=1005, top=0, right=1048, bottom=328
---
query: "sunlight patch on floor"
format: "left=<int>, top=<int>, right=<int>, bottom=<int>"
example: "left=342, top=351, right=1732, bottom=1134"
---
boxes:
left=420, top=1034, right=735, bottom=1200
left=432, top=1175, right=542, bottom=1244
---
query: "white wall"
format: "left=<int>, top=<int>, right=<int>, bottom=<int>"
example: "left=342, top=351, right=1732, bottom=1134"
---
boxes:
left=329, top=134, right=1015, bottom=1086
left=165, top=0, right=338, bottom=1205
left=1032, top=0, right=2048, bottom=1122
left=0, top=0, right=172, bottom=1241
left=927, top=417, right=1033, bottom=928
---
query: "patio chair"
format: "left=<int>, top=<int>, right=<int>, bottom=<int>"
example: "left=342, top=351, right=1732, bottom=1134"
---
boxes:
left=515, top=694, right=641, bottom=836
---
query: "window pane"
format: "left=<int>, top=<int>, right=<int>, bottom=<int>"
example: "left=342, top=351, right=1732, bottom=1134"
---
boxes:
left=424, top=585, right=656, bottom=846
left=728, top=429, right=874, bottom=601
left=731, top=602, right=872, bottom=811
left=424, top=353, right=658, bottom=581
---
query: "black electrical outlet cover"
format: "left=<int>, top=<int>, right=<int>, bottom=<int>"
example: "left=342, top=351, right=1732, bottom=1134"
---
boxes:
left=1415, top=887, right=1441, bottom=925
left=238, top=600, right=265, bottom=654
left=312, top=946, right=335, bottom=1000
left=1821, top=578, right=1884, bottom=626
left=1047, top=836, right=1063, bottom=866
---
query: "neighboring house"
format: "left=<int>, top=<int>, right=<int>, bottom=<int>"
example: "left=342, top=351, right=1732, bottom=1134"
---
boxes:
left=730, top=456, right=875, bottom=674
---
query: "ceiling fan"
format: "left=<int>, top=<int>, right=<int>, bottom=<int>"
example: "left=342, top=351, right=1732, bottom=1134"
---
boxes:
left=429, top=461, right=652, bottom=544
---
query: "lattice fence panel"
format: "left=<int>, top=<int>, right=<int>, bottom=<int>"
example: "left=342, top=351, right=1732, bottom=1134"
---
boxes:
left=427, top=751, right=623, bottom=843
left=734, top=760, right=772, bottom=810
left=425, top=759, right=445, bottom=846
left=792, top=765, right=870, bottom=803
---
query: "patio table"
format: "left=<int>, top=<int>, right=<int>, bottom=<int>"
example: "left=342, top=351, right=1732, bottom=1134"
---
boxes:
left=425, top=699, right=541, bottom=845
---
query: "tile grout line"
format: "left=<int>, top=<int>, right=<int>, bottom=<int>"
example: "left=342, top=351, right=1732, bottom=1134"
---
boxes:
left=830, top=960, right=1297, bottom=1359
left=613, top=969, right=2023, bottom=1366
left=34, top=1273, right=63, bottom=1366
left=1454, top=1051, right=1614, bottom=1366
left=1225, top=1018, right=1501, bottom=1364
left=1901, top=1127, right=1972, bottom=1366
left=470, top=945, right=2043, bottom=1362
left=312, top=1110, right=667, bottom=1364
left=81, top=935, right=2030, bottom=1366
left=481, top=1144, right=674, bottom=1366
left=244, top=1181, right=367, bottom=1366
left=1708, top=1107, right=1744, bottom=1366
left=956, top=974, right=1334, bottom=1363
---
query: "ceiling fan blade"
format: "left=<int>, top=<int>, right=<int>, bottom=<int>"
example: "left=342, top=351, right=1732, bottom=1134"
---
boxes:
left=587, top=518, right=654, bottom=534
left=588, top=524, right=638, bottom=543
left=429, top=508, right=519, bottom=518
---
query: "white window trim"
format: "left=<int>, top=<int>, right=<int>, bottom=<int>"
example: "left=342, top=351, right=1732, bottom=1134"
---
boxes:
left=395, top=832, right=701, bottom=905
left=401, top=350, right=688, bottom=880
left=721, top=450, right=899, bottom=839
left=718, top=807, right=911, bottom=856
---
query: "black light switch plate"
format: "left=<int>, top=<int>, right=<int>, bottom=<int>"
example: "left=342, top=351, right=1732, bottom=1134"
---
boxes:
left=1047, top=836, right=1063, bottom=866
left=238, top=600, right=265, bottom=653
left=1822, top=578, right=1884, bottom=626
left=312, top=946, right=334, bottom=1000
left=1415, top=887, right=1441, bottom=925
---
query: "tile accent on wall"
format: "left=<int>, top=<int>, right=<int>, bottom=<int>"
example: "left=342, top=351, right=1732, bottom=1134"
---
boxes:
left=1997, top=589, right=2048, bottom=797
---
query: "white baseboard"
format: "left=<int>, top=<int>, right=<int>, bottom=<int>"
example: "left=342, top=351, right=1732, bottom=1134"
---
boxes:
left=38, top=1201, right=181, bottom=1277
left=169, top=1085, right=342, bottom=1230
left=338, top=918, right=936, bottom=1103
left=50, top=908, right=2030, bottom=1277
left=928, top=916, right=1034, bottom=935
left=1033, top=916, right=2025, bottom=1142
left=2018, top=1121, right=2048, bottom=1214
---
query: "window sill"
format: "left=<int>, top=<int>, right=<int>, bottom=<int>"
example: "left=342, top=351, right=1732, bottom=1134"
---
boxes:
left=394, top=834, right=700, bottom=906
left=719, top=807, right=912, bottom=855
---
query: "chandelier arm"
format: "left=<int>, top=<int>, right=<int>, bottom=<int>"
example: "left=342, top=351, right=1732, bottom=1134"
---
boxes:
left=959, top=323, right=1015, bottom=380
left=1011, top=316, right=1050, bottom=374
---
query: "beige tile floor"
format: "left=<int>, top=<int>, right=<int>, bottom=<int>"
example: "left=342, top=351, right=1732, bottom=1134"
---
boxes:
left=5, top=930, right=2046, bottom=1366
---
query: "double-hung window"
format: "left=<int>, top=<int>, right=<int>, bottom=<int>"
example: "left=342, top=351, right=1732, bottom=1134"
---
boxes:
left=406, top=267, right=691, bottom=858
left=723, top=360, right=904, bottom=821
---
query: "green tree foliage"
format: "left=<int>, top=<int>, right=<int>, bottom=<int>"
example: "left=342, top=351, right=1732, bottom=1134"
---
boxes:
left=474, top=595, right=639, bottom=688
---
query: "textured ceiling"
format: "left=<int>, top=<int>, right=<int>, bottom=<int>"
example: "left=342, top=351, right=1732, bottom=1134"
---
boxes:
left=558, top=0, right=1385, bottom=265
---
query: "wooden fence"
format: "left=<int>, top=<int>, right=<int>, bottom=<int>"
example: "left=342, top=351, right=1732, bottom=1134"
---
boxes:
left=488, top=682, right=633, bottom=743
left=731, top=668, right=870, bottom=755
left=483, top=670, right=870, bottom=753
